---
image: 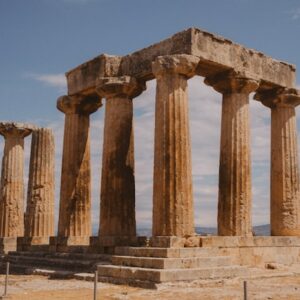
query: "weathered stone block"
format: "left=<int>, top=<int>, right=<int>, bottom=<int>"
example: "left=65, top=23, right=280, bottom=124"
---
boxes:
left=98, top=236, right=138, bottom=247
left=150, top=236, right=185, bottom=248
left=0, top=237, right=17, bottom=254
left=184, top=236, right=201, bottom=247
left=52, top=236, right=90, bottom=253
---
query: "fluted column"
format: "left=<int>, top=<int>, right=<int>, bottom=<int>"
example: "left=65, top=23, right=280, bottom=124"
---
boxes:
left=57, top=94, right=101, bottom=245
left=152, top=54, right=200, bottom=237
left=255, top=88, right=300, bottom=236
left=205, top=71, right=259, bottom=236
left=96, top=76, right=145, bottom=243
left=0, top=122, right=34, bottom=238
left=25, top=128, right=55, bottom=244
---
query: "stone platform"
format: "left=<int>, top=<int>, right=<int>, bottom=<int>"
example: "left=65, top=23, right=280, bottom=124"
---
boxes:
left=1, top=251, right=111, bottom=276
left=98, top=236, right=300, bottom=287
left=1, top=236, right=300, bottom=288
left=200, top=236, right=300, bottom=267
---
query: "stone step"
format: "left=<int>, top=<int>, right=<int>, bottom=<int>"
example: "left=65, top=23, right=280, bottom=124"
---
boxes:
left=98, top=275, right=158, bottom=289
left=115, top=247, right=222, bottom=258
left=50, top=252, right=110, bottom=261
left=8, top=251, right=47, bottom=257
left=111, top=255, right=232, bottom=269
left=30, top=268, right=75, bottom=279
left=6, top=255, right=98, bottom=271
left=74, top=272, right=95, bottom=281
left=200, top=236, right=300, bottom=248
left=8, top=251, right=110, bottom=261
left=98, top=264, right=248, bottom=283
left=0, top=262, right=77, bottom=278
left=0, top=261, right=29, bottom=275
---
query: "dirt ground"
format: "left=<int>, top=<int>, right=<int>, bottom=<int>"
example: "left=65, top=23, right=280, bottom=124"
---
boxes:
left=0, top=274, right=300, bottom=300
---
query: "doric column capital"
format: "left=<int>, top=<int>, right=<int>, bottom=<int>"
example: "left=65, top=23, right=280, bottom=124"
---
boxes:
left=254, top=88, right=300, bottom=109
left=152, top=54, right=200, bottom=79
left=57, top=94, right=102, bottom=115
left=96, top=76, right=146, bottom=99
left=204, top=70, right=259, bottom=94
left=0, top=122, right=35, bottom=139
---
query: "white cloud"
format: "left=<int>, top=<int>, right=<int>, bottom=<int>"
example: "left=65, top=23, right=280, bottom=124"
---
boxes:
left=290, top=8, right=300, bottom=20
left=26, top=73, right=67, bottom=90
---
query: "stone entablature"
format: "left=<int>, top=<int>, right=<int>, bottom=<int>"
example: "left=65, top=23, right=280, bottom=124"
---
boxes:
left=66, top=28, right=295, bottom=96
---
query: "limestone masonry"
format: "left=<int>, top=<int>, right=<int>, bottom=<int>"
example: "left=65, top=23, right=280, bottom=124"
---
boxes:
left=1, top=27, right=300, bottom=285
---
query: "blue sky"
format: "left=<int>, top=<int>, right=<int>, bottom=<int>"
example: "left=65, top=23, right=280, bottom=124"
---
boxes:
left=1, top=0, right=300, bottom=230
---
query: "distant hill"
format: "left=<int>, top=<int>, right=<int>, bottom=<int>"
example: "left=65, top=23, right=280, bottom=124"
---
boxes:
left=196, top=224, right=270, bottom=236
left=252, top=224, right=270, bottom=236
left=136, top=224, right=271, bottom=237
left=94, top=224, right=270, bottom=237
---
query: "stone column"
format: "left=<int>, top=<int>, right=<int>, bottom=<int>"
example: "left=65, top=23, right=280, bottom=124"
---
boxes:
left=255, top=88, right=300, bottom=236
left=152, top=54, right=199, bottom=237
left=96, top=76, right=145, bottom=246
left=57, top=95, right=101, bottom=246
left=0, top=123, right=33, bottom=252
left=24, top=128, right=55, bottom=246
left=205, top=71, right=259, bottom=236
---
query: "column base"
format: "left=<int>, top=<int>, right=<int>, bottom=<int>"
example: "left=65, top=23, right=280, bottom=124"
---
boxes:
left=271, top=228, right=300, bottom=236
left=0, top=237, right=17, bottom=254
left=98, top=235, right=138, bottom=247
left=93, top=236, right=147, bottom=254
left=49, top=236, right=57, bottom=253
left=53, top=236, right=90, bottom=253
left=18, top=237, right=51, bottom=252
left=150, top=236, right=201, bottom=248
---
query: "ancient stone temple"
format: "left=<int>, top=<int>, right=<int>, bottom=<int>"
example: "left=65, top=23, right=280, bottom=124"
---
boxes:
left=1, top=28, right=300, bottom=286
left=58, top=28, right=300, bottom=284
left=64, top=28, right=299, bottom=243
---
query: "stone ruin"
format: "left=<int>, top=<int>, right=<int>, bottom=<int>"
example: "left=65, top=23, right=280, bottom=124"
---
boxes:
left=0, top=28, right=300, bottom=285
left=0, top=124, right=55, bottom=253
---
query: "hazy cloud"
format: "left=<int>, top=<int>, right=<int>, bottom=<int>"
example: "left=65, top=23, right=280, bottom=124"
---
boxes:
left=26, top=73, right=67, bottom=91
left=289, top=7, right=300, bottom=20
